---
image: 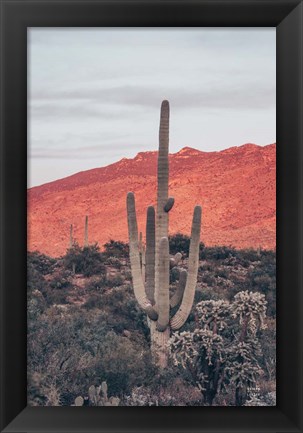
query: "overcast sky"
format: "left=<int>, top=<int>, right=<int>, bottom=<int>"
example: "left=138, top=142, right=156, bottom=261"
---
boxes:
left=28, top=28, right=276, bottom=187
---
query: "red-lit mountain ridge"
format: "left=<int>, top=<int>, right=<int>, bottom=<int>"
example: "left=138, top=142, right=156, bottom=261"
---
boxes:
left=28, top=143, right=276, bottom=257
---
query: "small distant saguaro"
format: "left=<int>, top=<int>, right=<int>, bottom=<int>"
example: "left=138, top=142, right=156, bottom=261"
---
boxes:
left=84, top=215, right=88, bottom=247
left=69, top=224, right=73, bottom=249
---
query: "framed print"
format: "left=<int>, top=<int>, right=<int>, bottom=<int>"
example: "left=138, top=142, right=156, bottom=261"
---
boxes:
left=0, top=0, right=302, bottom=432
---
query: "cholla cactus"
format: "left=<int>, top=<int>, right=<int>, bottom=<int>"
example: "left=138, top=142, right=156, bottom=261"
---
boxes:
left=127, top=101, right=202, bottom=367
left=196, top=299, right=230, bottom=333
left=74, top=381, right=120, bottom=406
left=169, top=291, right=268, bottom=406
left=231, top=291, right=267, bottom=338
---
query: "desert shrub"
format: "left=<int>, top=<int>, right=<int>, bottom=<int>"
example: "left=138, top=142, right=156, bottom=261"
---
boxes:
left=103, top=240, right=129, bottom=259
left=63, top=243, right=106, bottom=277
left=246, top=254, right=276, bottom=316
left=216, top=267, right=230, bottom=279
left=85, top=276, right=107, bottom=292
left=201, top=245, right=236, bottom=261
left=27, top=252, right=56, bottom=293
left=124, top=269, right=132, bottom=281
left=125, top=369, right=201, bottom=406
left=170, top=266, right=180, bottom=283
left=259, top=318, right=276, bottom=381
left=169, top=234, right=205, bottom=259
left=105, top=256, right=123, bottom=269
left=82, top=286, right=148, bottom=337
left=49, top=269, right=72, bottom=289
left=106, top=274, right=124, bottom=288
left=93, top=331, right=156, bottom=395
left=123, top=299, right=150, bottom=337
left=28, top=289, right=47, bottom=321
left=194, top=288, right=221, bottom=303
left=82, top=294, right=104, bottom=310
left=43, top=288, right=70, bottom=306
left=28, top=251, right=57, bottom=275
left=234, top=248, right=261, bottom=263
left=200, top=272, right=217, bottom=287
left=27, top=264, right=45, bottom=293
left=168, top=233, right=190, bottom=255
left=28, top=306, right=115, bottom=405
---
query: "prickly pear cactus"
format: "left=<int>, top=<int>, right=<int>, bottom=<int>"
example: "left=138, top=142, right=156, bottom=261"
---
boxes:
left=74, top=381, right=120, bottom=407
left=126, top=100, right=202, bottom=367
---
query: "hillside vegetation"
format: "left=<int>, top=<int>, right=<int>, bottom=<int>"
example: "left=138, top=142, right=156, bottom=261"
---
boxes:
left=27, top=236, right=276, bottom=406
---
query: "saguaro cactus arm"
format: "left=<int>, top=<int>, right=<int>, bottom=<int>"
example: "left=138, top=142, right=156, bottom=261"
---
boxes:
left=127, top=192, right=158, bottom=320
left=145, top=206, right=155, bottom=304
left=170, top=252, right=182, bottom=268
left=170, top=269, right=187, bottom=308
left=156, top=237, right=170, bottom=331
left=142, top=244, right=146, bottom=283
left=164, top=197, right=175, bottom=213
left=170, top=205, right=202, bottom=330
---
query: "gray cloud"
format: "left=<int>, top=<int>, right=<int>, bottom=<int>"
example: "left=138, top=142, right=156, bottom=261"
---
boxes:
left=31, top=82, right=275, bottom=117
left=29, top=140, right=142, bottom=159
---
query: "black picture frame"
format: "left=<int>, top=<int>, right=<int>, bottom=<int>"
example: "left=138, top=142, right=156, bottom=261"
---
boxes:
left=0, top=0, right=302, bottom=432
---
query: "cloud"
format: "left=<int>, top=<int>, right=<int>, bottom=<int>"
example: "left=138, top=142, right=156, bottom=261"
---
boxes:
left=29, top=140, right=142, bottom=159
left=31, top=82, right=275, bottom=119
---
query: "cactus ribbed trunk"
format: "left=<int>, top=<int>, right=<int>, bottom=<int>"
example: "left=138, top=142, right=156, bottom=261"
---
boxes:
left=145, top=206, right=155, bottom=304
left=157, top=237, right=170, bottom=331
left=155, top=100, right=169, bottom=308
left=126, top=100, right=202, bottom=369
left=148, top=319, right=170, bottom=368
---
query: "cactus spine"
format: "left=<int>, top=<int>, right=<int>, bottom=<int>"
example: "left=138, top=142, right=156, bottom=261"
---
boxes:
left=127, top=100, right=202, bottom=368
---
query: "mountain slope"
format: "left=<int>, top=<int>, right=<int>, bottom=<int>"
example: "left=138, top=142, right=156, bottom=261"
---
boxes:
left=28, top=143, right=276, bottom=257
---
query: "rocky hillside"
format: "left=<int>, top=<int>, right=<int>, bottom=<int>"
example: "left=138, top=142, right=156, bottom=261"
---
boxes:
left=28, top=143, right=276, bottom=257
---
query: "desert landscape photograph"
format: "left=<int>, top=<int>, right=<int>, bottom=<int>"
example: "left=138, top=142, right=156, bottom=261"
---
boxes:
left=27, top=28, right=276, bottom=406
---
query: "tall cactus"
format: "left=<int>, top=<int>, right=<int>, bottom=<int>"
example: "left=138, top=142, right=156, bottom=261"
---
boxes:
left=84, top=215, right=89, bottom=247
left=69, top=224, right=73, bottom=249
left=126, top=100, right=202, bottom=368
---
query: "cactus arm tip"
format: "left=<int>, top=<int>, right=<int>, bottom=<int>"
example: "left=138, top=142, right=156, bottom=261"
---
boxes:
left=170, top=252, right=182, bottom=268
left=161, top=100, right=169, bottom=109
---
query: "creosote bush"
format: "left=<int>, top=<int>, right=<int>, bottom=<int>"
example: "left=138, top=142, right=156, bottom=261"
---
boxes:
left=63, top=243, right=106, bottom=277
left=103, top=240, right=129, bottom=259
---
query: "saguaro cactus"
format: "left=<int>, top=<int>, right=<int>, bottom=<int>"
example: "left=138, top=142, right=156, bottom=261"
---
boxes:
left=127, top=100, right=202, bottom=367
left=84, top=215, right=89, bottom=247
left=69, top=224, right=73, bottom=249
